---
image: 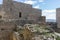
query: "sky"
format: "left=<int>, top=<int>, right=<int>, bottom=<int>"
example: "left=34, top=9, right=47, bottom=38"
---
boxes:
left=0, top=0, right=60, bottom=20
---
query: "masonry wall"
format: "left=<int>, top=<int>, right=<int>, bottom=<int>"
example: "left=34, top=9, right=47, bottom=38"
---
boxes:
left=13, top=1, right=32, bottom=19
left=0, top=31, right=13, bottom=40
left=27, top=8, right=42, bottom=20
left=2, top=0, right=42, bottom=19
left=0, top=0, right=44, bottom=26
left=56, top=8, right=60, bottom=28
left=0, top=22, right=16, bottom=30
left=13, top=1, right=42, bottom=20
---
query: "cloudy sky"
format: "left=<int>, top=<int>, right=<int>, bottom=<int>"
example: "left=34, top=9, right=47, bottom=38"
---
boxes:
left=0, top=0, right=60, bottom=20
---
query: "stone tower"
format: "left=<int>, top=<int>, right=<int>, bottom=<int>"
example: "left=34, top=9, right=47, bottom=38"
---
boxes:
left=3, top=0, right=15, bottom=19
left=56, top=8, right=60, bottom=28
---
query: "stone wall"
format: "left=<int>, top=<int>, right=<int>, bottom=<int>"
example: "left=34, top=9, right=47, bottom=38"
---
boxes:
left=56, top=8, right=60, bottom=28
left=0, top=31, right=13, bottom=40
left=2, top=0, right=42, bottom=19
left=0, top=21, right=16, bottom=30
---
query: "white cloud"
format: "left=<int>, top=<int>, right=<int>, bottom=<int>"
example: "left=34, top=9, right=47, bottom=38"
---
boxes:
left=43, top=10, right=55, bottom=13
left=42, top=10, right=56, bottom=19
left=46, top=13, right=56, bottom=19
left=33, top=5, right=40, bottom=9
left=24, top=0, right=37, bottom=4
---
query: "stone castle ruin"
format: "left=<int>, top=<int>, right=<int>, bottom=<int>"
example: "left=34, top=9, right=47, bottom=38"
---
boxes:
left=0, top=0, right=46, bottom=40
left=0, top=0, right=45, bottom=25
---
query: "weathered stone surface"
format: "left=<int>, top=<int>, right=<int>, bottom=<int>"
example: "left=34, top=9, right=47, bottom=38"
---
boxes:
left=0, top=31, right=13, bottom=40
left=2, top=0, right=42, bottom=19
left=0, top=22, right=16, bottom=30
left=56, top=8, right=60, bottom=28
left=0, top=0, right=45, bottom=24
